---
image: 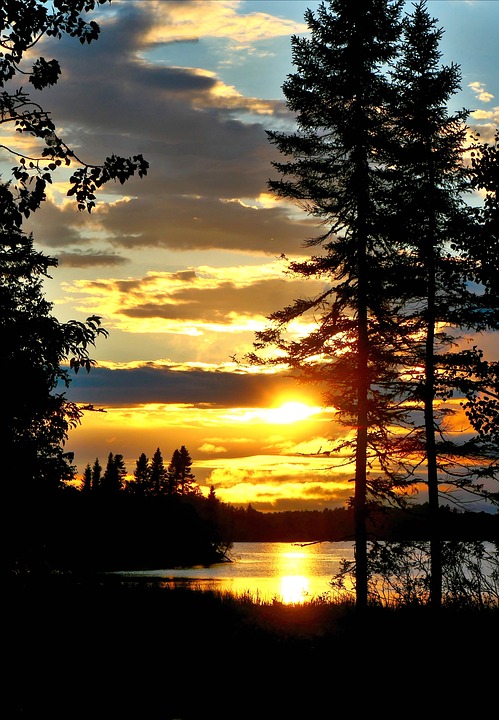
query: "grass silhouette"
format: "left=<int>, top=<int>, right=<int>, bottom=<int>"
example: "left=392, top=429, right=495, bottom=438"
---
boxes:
left=5, top=575, right=498, bottom=718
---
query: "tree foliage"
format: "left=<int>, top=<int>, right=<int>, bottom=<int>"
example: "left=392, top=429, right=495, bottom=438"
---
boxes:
left=0, top=0, right=148, bottom=221
left=101, top=452, right=126, bottom=495
left=131, top=452, right=151, bottom=496
left=150, top=447, right=168, bottom=496
left=0, top=225, right=108, bottom=492
left=383, top=1, right=499, bottom=606
left=168, top=445, right=197, bottom=496
left=0, top=0, right=149, bottom=496
left=250, top=0, right=499, bottom=608
left=85, top=445, right=201, bottom=499
left=249, top=0, right=406, bottom=608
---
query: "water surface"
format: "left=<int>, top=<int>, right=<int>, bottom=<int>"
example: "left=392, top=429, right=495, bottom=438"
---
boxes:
left=114, top=540, right=355, bottom=604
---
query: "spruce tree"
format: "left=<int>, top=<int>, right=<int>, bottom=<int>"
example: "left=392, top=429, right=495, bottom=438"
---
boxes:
left=131, top=452, right=151, bottom=496
left=167, top=446, right=197, bottom=496
left=248, top=0, right=404, bottom=609
left=178, top=446, right=196, bottom=496
left=81, top=464, right=92, bottom=493
left=150, top=448, right=168, bottom=496
left=386, top=0, right=499, bottom=606
left=101, top=452, right=126, bottom=495
left=91, top=457, right=102, bottom=492
left=166, top=449, right=181, bottom=496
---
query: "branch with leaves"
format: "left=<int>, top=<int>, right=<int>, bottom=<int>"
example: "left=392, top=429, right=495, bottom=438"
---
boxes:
left=0, top=0, right=148, bottom=219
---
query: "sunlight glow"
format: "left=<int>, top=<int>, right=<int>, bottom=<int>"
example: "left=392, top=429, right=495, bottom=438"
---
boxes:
left=274, top=546, right=319, bottom=603
left=220, top=401, right=323, bottom=425
left=280, top=575, right=310, bottom=604
left=267, top=401, right=322, bottom=424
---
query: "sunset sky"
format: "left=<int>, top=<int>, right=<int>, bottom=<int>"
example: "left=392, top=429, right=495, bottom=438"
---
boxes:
left=6, top=1, right=499, bottom=511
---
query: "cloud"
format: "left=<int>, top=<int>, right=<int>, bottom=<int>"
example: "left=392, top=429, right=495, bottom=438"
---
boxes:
left=60, top=261, right=328, bottom=337
left=57, top=252, right=129, bottom=268
left=6, top=0, right=307, bottom=265
left=201, top=460, right=353, bottom=511
left=137, top=0, right=308, bottom=45
left=469, top=107, right=499, bottom=143
left=64, top=361, right=324, bottom=408
left=469, top=81, right=494, bottom=103
left=198, top=442, right=228, bottom=454
left=31, top=2, right=296, bottom=156
left=94, top=195, right=314, bottom=255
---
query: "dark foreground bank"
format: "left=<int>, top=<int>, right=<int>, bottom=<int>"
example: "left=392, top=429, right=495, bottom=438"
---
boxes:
left=5, top=575, right=497, bottom=719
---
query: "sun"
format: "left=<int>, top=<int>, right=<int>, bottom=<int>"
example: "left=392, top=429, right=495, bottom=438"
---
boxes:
left=266, top=401, right=321, bottom=424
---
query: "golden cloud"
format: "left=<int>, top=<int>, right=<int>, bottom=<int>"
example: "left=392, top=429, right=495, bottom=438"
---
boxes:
left=59, top=259, right=322, bottom=340
left=198, top=442, right=228, bottom=454
left=204, top=463, right=353, bottom=510
left=141, top=0, right=307, bottom=45
left=469, top=81, right=494, bottom=103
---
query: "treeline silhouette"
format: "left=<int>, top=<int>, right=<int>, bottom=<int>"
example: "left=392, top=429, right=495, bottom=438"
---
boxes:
left=78, top=445, right=498, bottom=547
left=5, top=487, right=230, bottom=577
left=6, top=388, right=497, bottom=579
left=80, top=445, right=199, bottom=498
left=225, top=503, right=499, bottom=544
left=4, top=445, right=232, bottom=577
left=5, top=441, right=497, bottom=580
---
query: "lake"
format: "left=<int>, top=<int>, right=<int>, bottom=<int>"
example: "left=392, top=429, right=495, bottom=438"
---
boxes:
left=113, top=541, right=356, bottom=604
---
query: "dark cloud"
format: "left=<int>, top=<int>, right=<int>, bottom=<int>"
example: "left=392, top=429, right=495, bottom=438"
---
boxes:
left=29, top=192, right=314, bottom=256
left=100, top=195, right=314, bottom=255
left=132, top=64, right=218, bottom=94
left=172, top=270, right=198, bottom=282
left=64, top=364, right=319, bottom=407
left=58, top=252, right=129, bottom=268
left=24, top=202, right=87, bottom=249
left=37, top=6, right=287, bottom=166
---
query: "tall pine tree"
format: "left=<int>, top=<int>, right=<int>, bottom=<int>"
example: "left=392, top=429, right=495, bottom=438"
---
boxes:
left=248, top=0, right=405, bottom=609
left=131, top=452, right=151, bottom=496
left=101, top=452, right=126, bottom=495
left=150, top=448, right=168, bottom=496
left=385, top=0, right=499, bottom=607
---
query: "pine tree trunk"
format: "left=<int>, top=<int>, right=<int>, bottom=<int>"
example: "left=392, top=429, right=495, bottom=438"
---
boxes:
left=354, top=288, right=369, bottom=610
left=354, top=171, right=370, bottom=610
left=425, top=158, right=442, bottom=608
left=425, top=247, right=442, bottom=609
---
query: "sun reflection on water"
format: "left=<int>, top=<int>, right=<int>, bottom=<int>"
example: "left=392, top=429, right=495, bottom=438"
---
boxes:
left=275, top=547, right=317, bottom=604
left=118, top=541, right=357, bottom=604
left=280, top=575, right=310, bottom=604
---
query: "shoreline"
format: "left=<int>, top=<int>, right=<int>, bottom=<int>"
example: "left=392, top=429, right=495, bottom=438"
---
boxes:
left=5, top=577, right=498, bottom=717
